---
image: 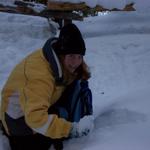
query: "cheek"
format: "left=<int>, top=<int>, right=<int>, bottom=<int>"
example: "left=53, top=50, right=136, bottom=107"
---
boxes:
left=63, top=59, right=70, bottom=70
left=78, top=59, right=82, bottom=65
left=63, top=59, right=69, bottom=66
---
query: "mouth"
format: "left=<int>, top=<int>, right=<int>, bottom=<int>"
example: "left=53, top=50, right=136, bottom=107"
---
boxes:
left=68, top=66, right=77, bottom=73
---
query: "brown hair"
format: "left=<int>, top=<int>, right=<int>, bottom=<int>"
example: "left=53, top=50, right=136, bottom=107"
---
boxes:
left=75, top=60, right=91, bottom=80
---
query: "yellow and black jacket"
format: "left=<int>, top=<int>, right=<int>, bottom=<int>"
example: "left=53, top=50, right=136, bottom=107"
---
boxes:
left=1, top=46, right=72, bottom=139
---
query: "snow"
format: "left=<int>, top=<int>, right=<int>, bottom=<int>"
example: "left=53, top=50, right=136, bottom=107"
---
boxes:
left=0, top=1, right=150, bottom=150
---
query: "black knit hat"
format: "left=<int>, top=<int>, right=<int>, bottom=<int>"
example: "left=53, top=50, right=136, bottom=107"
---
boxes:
left=52, top=23, right=86, bottom=55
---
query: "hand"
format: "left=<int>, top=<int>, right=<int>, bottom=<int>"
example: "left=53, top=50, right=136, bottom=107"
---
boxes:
left=70, top=115, right=94, bottom=138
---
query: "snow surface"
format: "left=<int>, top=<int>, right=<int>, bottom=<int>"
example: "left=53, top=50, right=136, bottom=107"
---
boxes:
left=0, top=1, right=150, bottom=150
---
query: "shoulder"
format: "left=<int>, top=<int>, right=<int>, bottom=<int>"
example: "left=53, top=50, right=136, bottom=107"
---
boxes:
left=24, top=49, right=54, bottom=80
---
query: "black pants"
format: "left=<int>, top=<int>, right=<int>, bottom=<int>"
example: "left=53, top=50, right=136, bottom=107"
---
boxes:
left=8, top=134, right=52, bottom=150
left=5, top=133, right=63, bottom=150
left=1, top=124, right=63, bottom=150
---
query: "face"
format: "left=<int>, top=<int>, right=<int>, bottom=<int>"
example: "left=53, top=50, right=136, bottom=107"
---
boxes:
left=63, top=54, right=83, bottom=73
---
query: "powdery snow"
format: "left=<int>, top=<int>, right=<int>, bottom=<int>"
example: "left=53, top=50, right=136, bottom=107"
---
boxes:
left=0, top=2, right=150, bottom=150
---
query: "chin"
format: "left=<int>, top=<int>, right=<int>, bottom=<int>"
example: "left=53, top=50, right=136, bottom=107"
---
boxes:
left=67, top=69, right=75, bottom=74
left=69, top=70, right=75, bottom=74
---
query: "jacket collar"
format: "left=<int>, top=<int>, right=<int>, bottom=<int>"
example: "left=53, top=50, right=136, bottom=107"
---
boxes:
left=42, top=38, right=64, bottom=85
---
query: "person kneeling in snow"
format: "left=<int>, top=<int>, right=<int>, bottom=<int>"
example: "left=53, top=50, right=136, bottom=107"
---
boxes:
left=0, top=23, right=94, bottom=150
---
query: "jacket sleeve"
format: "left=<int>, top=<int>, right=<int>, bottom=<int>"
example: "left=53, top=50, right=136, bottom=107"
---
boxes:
left=21, top=53, right=72, bottom=139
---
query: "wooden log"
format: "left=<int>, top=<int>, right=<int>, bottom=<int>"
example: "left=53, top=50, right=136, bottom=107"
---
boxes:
left=14, top=0, right=34, bottom=7
left=47, top=1, right=88, bottom=11
left=40, top=9, right=83, bottom=20
left=123, top=3, right=135, bottom=11
left=94, top=5, right=108, bottom=12
left=0, top=6, right=19, bottom=13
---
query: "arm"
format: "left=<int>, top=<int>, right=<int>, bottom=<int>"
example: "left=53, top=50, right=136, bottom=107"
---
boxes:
left=22, top=54, right=71, bottom=139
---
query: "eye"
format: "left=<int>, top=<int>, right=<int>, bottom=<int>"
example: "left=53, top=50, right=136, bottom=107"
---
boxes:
left=78, top=55, right=83, bottom=59
left=68, top=54, right=73, bottom=58
left=66, top=54, right=83, bottom=61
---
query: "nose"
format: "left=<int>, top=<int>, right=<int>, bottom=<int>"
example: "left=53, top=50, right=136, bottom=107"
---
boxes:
left=71, top=55, right=82, bottom=67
